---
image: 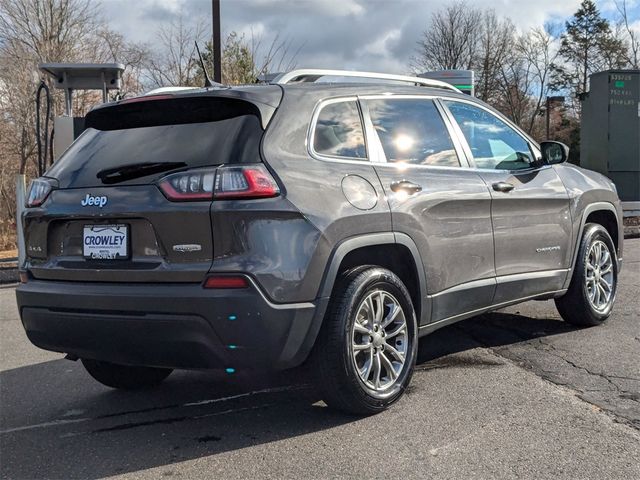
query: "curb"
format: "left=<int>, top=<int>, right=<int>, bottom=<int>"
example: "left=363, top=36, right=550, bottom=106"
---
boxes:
left=0, top=257, right=18, bottom=285
left=624, top=228, right=639, bottom=239
left=0, top=268, right=18, bottom=285
left=623, top=216, right=640, bottom=239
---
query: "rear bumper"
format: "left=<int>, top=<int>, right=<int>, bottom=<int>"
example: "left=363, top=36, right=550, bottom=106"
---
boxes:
left=16, top=279, right=326, bottom=371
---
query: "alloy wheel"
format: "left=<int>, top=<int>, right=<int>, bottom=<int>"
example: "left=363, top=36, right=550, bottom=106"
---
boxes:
left=585, top=239, right=614, bottom=312
left=351, top=290, right=408, bottom=392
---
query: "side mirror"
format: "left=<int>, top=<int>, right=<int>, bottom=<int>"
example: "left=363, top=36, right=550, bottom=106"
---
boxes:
left=540, top=141, right=569, bottom=165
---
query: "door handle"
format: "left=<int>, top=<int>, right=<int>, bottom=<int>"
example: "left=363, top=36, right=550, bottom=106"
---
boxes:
left=492, top=182, right=515, bottom=193
left=390, top=180, right=422, bottom=194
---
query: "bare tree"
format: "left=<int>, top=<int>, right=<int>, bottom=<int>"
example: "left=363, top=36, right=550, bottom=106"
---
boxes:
left=499, top=28, right=558, bottom=136
left=0, top=0, right=98, bottom=62
left=0, top=0, right=100, bottom=179
left=496, top=55, right=535, bottom=132
left=0, top=0, right=101, bottom=248
left=92, top=28, right=149, bottom=99
left=615, top=0, right=639, bottom=68
left=412, top=3, right=515, bottom=105
left=250, top=32, right=301, bottom=78
left=194, top=31, right=300, bottom=85
left=143, top=16, right=207, bottom=88
left=0, top=0, right=146, bottom=248
left=410, top=2, right=568, bottom=140
left=411, top=1, right=481, bottom=72
left=475, top=10, right=514, bottom=102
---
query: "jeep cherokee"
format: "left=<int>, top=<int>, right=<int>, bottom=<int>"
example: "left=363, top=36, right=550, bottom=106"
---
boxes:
left=16, top=69, right=623, bottom=414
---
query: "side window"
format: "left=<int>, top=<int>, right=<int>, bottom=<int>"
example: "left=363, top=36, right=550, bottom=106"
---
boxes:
left=443, top=101, right=534, bottom=170
left=366, top=98, right=460, bottom=167
left=313, top=100, right=366, bottom=159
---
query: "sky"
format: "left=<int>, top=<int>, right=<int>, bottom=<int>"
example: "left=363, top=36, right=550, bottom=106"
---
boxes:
left=101, top=0, right=640, bottom=74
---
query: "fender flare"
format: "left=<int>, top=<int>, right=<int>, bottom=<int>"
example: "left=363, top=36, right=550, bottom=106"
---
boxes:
left=317, top=232, right=427, bottom=300
left=280, top=232, right=428, bottom=369
left=563, top=201, right=619, bottom=289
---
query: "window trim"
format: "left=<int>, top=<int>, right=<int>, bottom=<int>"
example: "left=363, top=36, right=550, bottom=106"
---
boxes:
left=439, top=98, right=545, bottom=173
left=307, top=96, right=370, bottom=164
left=358, top=94, right=472, bottom=170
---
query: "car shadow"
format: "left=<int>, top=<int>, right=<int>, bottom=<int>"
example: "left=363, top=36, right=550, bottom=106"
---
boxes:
left=417, top=310, right=574, bottom=365
left=1, top=310, right=574, bottom=479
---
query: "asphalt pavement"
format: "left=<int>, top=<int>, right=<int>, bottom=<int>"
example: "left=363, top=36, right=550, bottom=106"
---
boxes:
left=1, top=240, right=639, bottom=479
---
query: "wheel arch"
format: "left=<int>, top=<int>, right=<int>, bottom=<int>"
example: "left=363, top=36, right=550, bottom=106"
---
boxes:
left=564, top=202, right=621, bottom=290
left=584, top=209, right=619, bottom=252
left=317, top=233, right=427, bottom=320
left=288, top=233, right=428, bottom=369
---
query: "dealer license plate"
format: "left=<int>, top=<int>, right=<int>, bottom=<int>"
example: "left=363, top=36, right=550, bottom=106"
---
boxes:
left=83, top=224, right=128, bottom=260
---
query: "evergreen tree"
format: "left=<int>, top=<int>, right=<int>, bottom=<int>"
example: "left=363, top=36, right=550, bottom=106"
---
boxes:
left=554, top=0, right=626, bottom=96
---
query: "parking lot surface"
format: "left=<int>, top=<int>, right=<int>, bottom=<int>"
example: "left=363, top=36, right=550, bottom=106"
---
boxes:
left=1, top=240, right=639, bottom=479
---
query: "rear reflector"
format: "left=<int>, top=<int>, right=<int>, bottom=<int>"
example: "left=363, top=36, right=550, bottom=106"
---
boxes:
left=203, top=276, right=249, bottom=289
left=19, top=271, right=28, bottom=284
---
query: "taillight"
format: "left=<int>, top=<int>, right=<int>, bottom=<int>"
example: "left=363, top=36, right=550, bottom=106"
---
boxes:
left=158, top=168, right=215, bottom=201
left=158, top=164, right=279, bottom=202
left=26, top=178, right=56, bottom=207
left=214, top=165, right=279, bottom=199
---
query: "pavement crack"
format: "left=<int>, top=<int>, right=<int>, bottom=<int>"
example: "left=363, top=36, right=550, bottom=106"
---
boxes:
left=0, top=385, right=307, bottom=437
left=460, top=324, right=640, bottom=430
left=91, top=403, right=274, bottom=434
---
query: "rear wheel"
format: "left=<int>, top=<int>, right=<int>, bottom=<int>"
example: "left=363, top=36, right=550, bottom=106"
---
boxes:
left=313, top=266, right=418, bottom=415
left=555, top=223, right=618, bottom=327
left=82, top=359, right=172, bottom=390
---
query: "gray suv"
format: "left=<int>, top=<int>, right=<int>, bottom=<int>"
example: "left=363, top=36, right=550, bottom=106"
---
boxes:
left=16, top=69, right=623, bottom=414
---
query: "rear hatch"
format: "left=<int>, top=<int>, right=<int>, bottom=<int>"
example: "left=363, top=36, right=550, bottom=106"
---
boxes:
left=23, top=90, right=281, bottom=282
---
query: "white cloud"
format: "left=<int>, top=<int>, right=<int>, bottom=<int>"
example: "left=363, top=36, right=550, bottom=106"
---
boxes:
left=100, top=0, right=636, bottom=75
left=248, top=0, right=366, bottom=16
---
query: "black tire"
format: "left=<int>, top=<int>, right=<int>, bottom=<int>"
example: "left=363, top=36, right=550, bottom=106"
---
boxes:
left=555, top=223, right=618, bottom=327
left=82, top=359, right=172, bottom=390
left=312, top=266, right=418, bottom=415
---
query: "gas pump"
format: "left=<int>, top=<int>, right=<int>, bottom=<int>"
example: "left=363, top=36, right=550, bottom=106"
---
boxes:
left=16, top=63, right=124, bottom=269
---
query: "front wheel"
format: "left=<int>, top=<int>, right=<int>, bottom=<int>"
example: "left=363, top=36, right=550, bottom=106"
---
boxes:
left=555, top=223, right=618, bottom=327
left=313, top=266, right=418, bottom=415
left=82, top=359, right=172, bottom=390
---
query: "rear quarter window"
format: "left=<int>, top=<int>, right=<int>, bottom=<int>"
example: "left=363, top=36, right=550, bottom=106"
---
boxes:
left=312, top=100, right=367, bottom=160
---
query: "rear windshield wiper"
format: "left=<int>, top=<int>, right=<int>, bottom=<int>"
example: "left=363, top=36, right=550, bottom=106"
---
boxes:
left=97, top=162, right=187, bottom=184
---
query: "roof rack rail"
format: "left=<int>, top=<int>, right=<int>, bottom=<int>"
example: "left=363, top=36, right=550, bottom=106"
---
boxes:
left=272, top=69, right=461, bottom=92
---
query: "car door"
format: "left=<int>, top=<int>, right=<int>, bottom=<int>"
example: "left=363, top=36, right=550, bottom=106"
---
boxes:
left=361, top=96, right=496, bottom=325
left=440, top=99, right=572, bottom=304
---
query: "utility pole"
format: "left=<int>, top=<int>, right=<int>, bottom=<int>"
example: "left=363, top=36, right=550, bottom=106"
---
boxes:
left=212, top=0, right=222, bottom=83
left=546, top=96, right=565, bottom=139
left=546, top=96, right=550, bottom=139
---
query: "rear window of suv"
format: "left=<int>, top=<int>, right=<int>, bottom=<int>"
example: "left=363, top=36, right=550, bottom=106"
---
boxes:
left=46, top=97, right=264, bottom=187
